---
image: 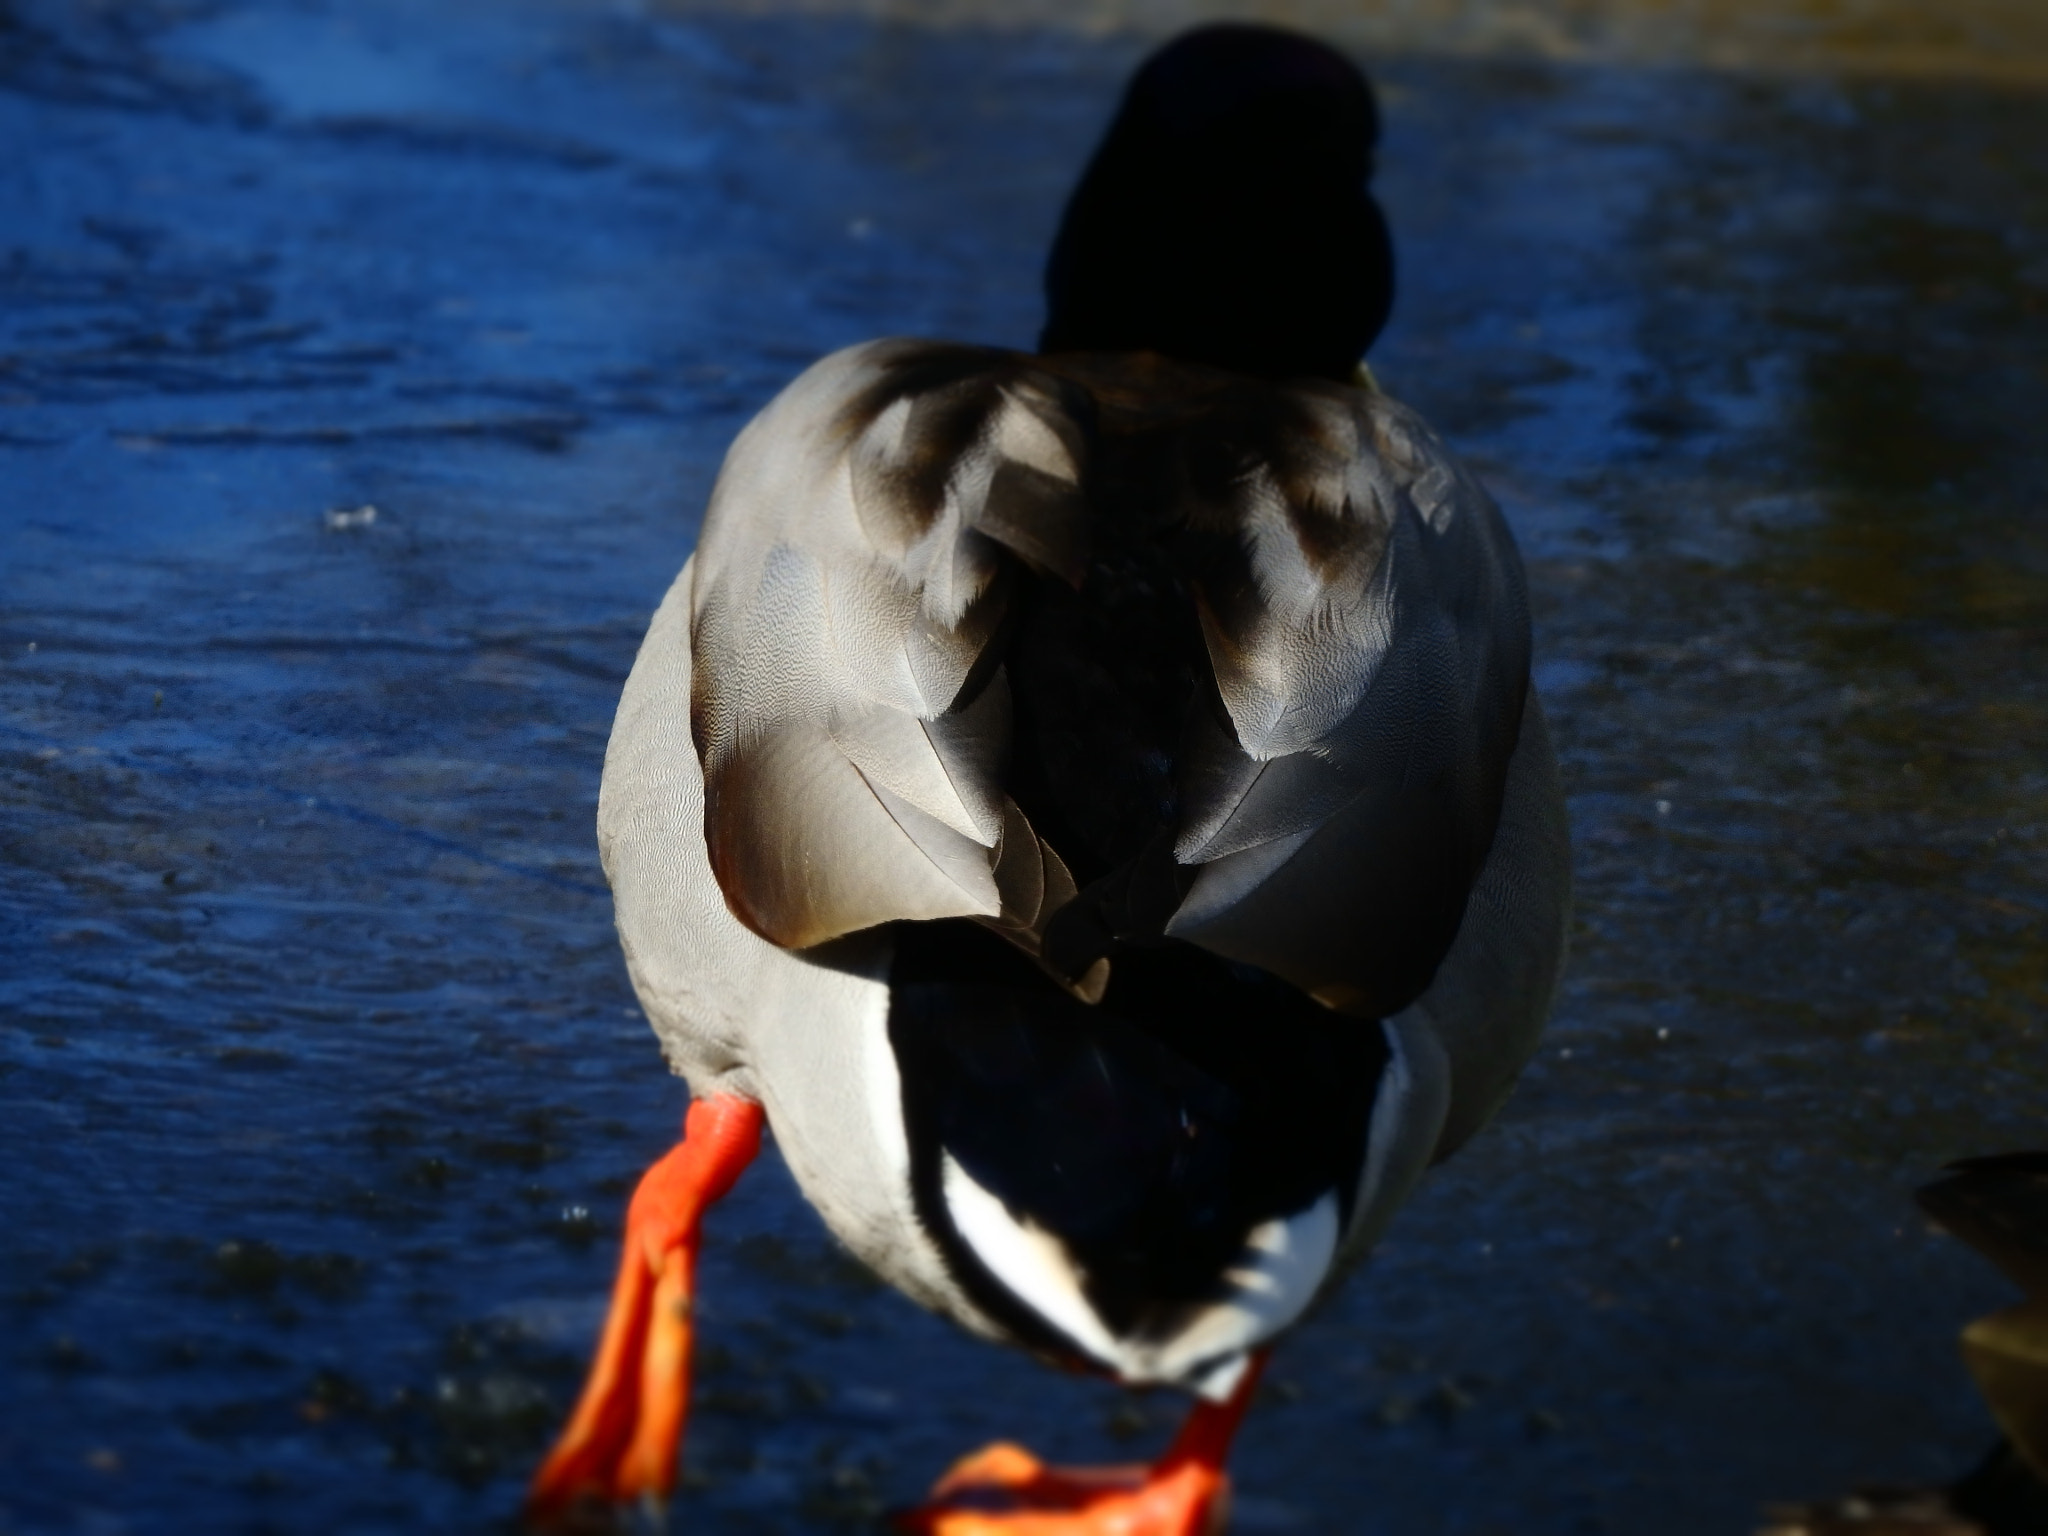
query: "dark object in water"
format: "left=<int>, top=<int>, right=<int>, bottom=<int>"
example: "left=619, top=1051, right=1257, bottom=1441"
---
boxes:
left=1754, top=1484, right=1980, bottom=1534
left=1755, top=1155, right=2048, bottom=1534
left=1917, top=1153, right=2048, bottom=1301
left=1958, top=1305, right=2048, bottom=1487
left=1750, top=1445, right=2048, bottom=1536
left=1948, top=1440, right=2048, bottom=1536
left=1754, top=1448, right=2048, bottom=1536
left=1918, top=1153, right=2048, bottom=1483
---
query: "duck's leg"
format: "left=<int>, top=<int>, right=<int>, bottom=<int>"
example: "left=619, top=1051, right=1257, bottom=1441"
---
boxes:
left=526, top=1094, right=764, bottom=1518
left=896, top=1352, right=1267, bottom=1536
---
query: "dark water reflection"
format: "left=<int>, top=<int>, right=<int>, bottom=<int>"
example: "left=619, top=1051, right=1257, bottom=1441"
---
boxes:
left=2, top=3, right=2043, bottom=1532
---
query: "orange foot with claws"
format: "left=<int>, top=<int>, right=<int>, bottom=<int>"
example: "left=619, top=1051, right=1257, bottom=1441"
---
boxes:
left=525, top=1095, right=764, bottom=1519
left=895, top=1355, right=1266, bottom=1536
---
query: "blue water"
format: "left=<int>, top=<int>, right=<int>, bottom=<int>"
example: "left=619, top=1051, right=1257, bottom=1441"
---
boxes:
left=3, top=3, right=2045, bottom=1532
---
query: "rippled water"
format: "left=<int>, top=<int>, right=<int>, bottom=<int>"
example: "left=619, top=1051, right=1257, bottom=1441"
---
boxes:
left=2, top=2, right=2044, bottom=1532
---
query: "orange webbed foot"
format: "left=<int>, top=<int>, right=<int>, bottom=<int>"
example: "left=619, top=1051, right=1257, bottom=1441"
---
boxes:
left=894, top=1356, right=1265, bottom=1536
left=526, top=1095, right=764, bottom=1520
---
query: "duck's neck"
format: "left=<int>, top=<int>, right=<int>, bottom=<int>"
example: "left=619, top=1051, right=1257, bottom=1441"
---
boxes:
left=1038, top=176, right=1393, bottom=384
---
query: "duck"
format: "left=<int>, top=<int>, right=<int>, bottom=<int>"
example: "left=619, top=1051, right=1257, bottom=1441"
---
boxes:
left=527, top=23, right=1571, bottom=1535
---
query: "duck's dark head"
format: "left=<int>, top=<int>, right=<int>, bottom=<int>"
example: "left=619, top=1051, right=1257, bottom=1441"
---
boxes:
left=1040, top=24, right=1394, bottom=383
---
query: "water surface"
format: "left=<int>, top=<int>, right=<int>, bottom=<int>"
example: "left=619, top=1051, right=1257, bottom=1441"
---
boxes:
left=2, top=2, right=2044, bottom=1532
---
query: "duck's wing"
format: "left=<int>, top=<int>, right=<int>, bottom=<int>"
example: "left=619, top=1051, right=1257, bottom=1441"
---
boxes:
left=687, top=339, right=1100, bottom=976
left=693, top=342, right=1534, bottom=1030
left=1153, top=378, right=1534, bottom=1024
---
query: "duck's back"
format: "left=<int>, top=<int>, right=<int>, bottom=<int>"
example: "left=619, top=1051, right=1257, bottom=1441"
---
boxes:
left=607, top=338, right=1567, bottom=1383
left=689, top=340, right=1529, bottom=1007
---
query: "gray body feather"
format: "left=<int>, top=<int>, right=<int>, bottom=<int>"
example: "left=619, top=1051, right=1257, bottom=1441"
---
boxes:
left=598, top=339, right=1570, bottom=1376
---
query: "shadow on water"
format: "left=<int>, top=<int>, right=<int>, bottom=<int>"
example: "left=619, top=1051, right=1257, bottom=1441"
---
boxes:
left=0, top=2, right=2044, bottom=1533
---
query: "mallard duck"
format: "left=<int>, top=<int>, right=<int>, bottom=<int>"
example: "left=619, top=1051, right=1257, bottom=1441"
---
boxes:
left=528, top=24, right=1571, bottom=1534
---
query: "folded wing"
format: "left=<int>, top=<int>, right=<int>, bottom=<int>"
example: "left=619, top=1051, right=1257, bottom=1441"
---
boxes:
left=1163, top=379, right=1531, bottom=1020
left=691, top=342, right=1532, bottom=1025
left=689, top=340, right=1096, bottom=972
